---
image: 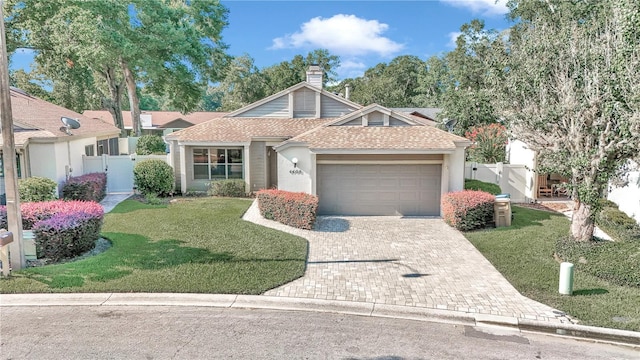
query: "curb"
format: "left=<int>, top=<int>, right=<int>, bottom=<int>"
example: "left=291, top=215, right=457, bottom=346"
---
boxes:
left=1, top=293, right=638, bottom=347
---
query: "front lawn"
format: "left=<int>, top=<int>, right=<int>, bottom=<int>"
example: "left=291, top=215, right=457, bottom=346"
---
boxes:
left=465, top=206, right=640, bottom=331
left=0, top=198, right=308, bottom=294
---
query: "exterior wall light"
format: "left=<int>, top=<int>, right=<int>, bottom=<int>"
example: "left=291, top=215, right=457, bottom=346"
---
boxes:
left=291, top=157, right=298, bottom=168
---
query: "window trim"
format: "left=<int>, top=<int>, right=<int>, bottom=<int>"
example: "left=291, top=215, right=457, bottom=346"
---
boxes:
left=192, top=147, right=244, bottom=181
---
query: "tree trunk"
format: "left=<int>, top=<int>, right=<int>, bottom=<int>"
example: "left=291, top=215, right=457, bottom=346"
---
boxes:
left=101, top=66, right=127, bottom=138
left=121, top=59, right=141, bottom=136
left=571, top=200, right=595, bottom=241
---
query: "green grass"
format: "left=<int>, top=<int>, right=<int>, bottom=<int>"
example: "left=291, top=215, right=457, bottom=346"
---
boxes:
left=0, top=198, right=308, bottom=294
left=465, top=206, right=640, bottom=331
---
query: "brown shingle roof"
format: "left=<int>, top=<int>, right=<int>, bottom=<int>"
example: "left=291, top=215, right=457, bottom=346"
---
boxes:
left=285, top=124, right=470, bottom=151
left=82, top=110, right=228, bottom=128
left=9, top=88, right=120, bottom=146
left=167, top=117, right=335, bottom=143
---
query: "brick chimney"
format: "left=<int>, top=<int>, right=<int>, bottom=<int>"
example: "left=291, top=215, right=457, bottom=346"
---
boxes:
left=306, top=65, right=323, bottom=89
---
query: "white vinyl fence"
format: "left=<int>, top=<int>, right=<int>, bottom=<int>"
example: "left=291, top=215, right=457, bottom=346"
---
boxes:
left=464, top=162, right=529, bottom=203
left=607, top=161, right=640, bottom=224
left=83, top=154, right=170, bottom=193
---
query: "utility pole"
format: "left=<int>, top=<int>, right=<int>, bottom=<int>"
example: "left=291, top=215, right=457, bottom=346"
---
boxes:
left=0, top=1, right=24, bottom=272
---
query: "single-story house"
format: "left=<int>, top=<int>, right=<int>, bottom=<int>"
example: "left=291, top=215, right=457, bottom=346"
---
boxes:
left=1, top=87, right=121, bottom=198
left=166, top=66, right=470, bottom=216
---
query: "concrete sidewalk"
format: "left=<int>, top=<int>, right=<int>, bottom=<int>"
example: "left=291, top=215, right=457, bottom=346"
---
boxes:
left=99, top=193, right=132, bottom=213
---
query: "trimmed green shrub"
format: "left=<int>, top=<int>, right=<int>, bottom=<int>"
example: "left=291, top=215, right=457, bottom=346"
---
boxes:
left=464, top=179, right=502, bottom=195
left=136, top=135, right=166, bottom=155
left=442, top=190, right=496, bottom=231
left=208, top=179, right=247, bottom=197
left=596, top=206, right=640, bottom=242
left=144, top=193, right=165, bottom=205
left=133, top=159, right=174, bottom=196
left=597, top=198, right=619, bottom=209
left=18, top=177, right=58, bottom=202
left=257, top=189, right=318, bottom=230
left=61, top=173, right=107, bottom=202
left=556, top=236, right=640, bottom=288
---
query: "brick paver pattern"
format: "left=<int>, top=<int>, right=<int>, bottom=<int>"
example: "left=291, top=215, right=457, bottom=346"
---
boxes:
left=245, top=201, right=570, bottom=323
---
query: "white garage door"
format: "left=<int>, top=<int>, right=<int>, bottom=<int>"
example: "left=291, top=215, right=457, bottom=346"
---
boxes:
left=317, top=164, right=442, bottom=216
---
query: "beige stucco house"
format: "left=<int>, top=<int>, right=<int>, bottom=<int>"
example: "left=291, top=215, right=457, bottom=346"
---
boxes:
left=166, top=66, right=470, bottom=216
left=0, top=88, right=121, bottom=199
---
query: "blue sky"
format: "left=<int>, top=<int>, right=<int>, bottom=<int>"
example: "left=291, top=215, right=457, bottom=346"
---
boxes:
left=11, top=0, right=512, bottom=80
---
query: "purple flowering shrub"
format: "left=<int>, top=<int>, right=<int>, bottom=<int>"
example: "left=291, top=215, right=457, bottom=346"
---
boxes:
left=0, top=200, right=104, bottom=261
left=62, top=173, right=107, bottom=202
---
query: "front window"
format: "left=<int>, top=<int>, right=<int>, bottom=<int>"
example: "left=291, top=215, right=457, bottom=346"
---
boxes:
left=193, top=148, right=243, bottom=180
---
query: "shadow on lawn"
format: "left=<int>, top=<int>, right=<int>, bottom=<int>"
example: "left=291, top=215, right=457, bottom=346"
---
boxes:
left=573, top=288, right=609, bottom=296
left=507, top=207, right=563, bottom=229
left=22, top=233, right=233, bottom=289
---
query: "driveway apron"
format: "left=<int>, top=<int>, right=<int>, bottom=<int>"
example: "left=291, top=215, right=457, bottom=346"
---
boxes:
left=244, top=201, right=566, bottom=322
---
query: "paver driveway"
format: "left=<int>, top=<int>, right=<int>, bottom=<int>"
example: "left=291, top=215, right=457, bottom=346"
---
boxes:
left=244, top=201, right=567, bottom=322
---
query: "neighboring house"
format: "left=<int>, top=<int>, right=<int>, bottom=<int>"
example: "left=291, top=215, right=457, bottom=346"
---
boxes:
left=390, top=108, right=441, bottom=126
left=1, top=87, right=121, bottom=198
left=83, top=110, right=228, bottom=137
left=166, top=66, right=470, bottom=216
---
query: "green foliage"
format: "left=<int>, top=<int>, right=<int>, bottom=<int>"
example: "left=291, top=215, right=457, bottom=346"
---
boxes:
left=464, top=179, right=502, bottom=195
left=556, top=236, right=640, bottom=288
left=334, top=55, right=426, bottom=107
left=133, top=160, right=174, bottom=196
left=492, top=0, right=640, bottom=240
left=143, top=193, right=165, bottom=206
left=18, top=177, right=57, bottom=202
left=214, top=50, right=341, bottom=111
left=465, top=123, right=507, bottom=163
left=7, top=0, right=230, bottom=133
left=466, top=206, right=640, bottom=331
left=439, top=20, right=501, bottom=134
left=208, top=179, right=247, bottom=197
left=135, top=135, right=166, bottom=155
left=0, top=198, right=307, bottom=294
left=596, top=206, right=640, bottom=242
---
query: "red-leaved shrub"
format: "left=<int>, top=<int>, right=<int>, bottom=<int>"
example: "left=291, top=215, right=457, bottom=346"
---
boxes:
left=257, top=189, right=318, bottom=230
left=441, top=190, right=495, bottom=231
left=0, top=200, right=104, bottom=261
left=62, top=173, right=107, bottom=202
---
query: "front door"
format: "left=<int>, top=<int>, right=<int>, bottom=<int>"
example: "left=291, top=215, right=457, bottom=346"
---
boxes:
left=267, top=147, right=278, bottom=189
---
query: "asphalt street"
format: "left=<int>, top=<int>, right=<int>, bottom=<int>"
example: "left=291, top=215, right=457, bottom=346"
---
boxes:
left=1, top=306, right=637, bottom=359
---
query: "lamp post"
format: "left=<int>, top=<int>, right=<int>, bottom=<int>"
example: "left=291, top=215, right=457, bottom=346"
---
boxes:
left=0, top=1, right=25, bottom=272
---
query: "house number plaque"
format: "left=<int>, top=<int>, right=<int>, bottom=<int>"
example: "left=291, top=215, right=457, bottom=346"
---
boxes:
left=289, top=169, right=303, bottom=175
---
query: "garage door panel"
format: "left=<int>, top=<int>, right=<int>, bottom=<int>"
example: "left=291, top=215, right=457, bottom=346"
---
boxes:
left=317, top=164, right=441, bottom=216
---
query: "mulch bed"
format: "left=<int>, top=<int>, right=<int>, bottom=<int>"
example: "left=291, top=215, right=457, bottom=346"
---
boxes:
left=516, top=201, right=572, bottom=213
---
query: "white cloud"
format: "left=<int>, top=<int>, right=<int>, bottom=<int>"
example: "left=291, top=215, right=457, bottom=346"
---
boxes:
left=336, top=59, right=368, bottom=79
left=440, top=0, right=509, bottom=16
left=270, top=14, right=404, bottom=57
left=447, top=31, right=462, bottom=49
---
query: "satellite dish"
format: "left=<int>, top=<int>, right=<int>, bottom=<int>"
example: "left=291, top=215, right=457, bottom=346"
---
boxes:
left=444, top=118, right=457, bottom=132
left=61, top=116, right=81, bottom=129
left=60, top=116, right=81, bottom=135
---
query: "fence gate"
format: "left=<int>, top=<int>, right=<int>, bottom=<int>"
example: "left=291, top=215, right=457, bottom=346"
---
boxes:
left=83, top=154, right=168, bottom=193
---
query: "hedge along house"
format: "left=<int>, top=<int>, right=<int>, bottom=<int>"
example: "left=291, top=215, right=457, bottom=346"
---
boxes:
left=166, top=66, right=470, bottom=216
left=1, top=88, right=121, bottom=199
